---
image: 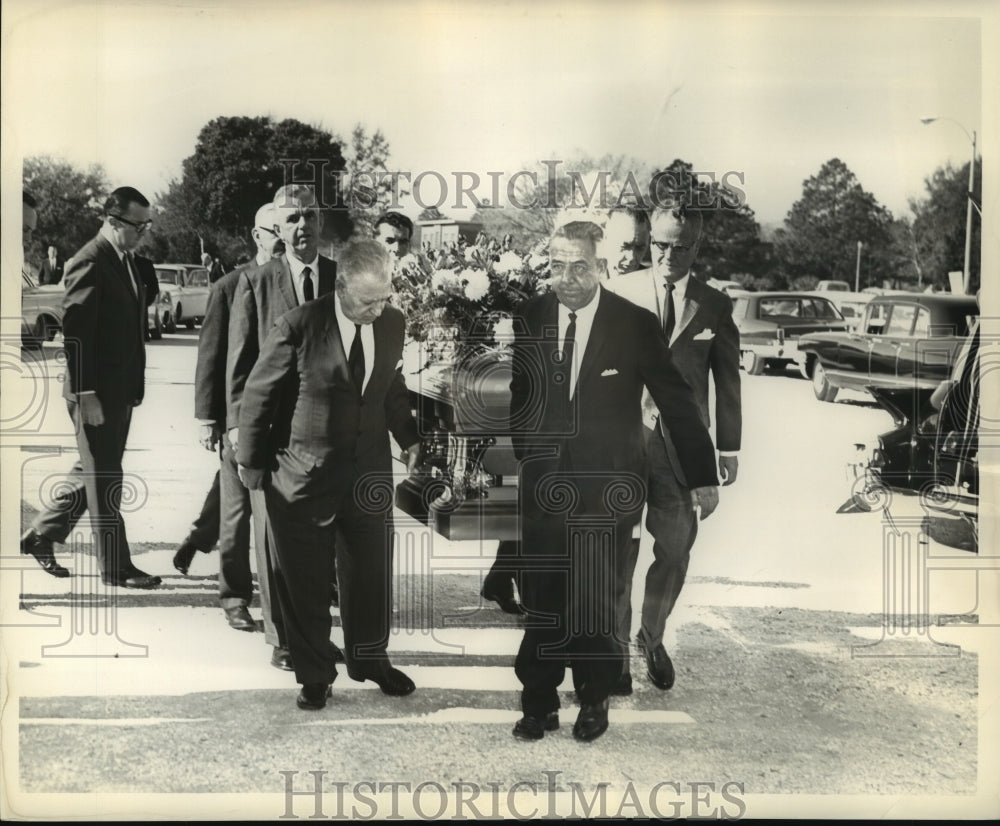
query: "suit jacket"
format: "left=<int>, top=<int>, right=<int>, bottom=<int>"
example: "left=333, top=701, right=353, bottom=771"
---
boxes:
left=236, top=295, right=419, bottom=522
left=61, top=233, right=148, bottom=408
left=226, top=254, right=336, bottom=428
left=39, top=257, right=63, bottom=285
left=608, top=270, right=742, bottom=453
left=510, top=288, right=718, bottom=516
left=195, top=262, right=255, bottom=427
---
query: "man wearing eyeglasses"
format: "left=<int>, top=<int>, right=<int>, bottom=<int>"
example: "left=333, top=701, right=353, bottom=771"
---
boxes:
left=608, top=204, right=741, bottom=696
left=173, top=204, right=285, bottom=636
left=21, top=187, right=161, bottom=588
left=227, top=184, right=338, bottom=672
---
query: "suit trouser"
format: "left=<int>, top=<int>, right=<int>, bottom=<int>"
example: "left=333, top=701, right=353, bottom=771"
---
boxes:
left=617, top=427, right=698, bottom=654
left=265, top=478, right=392, bottom=686
left=483, top=540, right=521, bottom=595
left=251, top=488, right=286, bottom=647
left=32, top=400, right=136, bottom=576
left=515, top=453, right=636, bottom=717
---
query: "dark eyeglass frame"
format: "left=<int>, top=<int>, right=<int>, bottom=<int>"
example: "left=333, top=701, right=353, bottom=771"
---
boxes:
left=111, top=214, right=153, bottom=233
left=256, top=225, right=279, bottom=237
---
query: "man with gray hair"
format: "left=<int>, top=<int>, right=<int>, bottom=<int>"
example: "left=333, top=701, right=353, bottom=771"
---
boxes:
left=226, top=184, right=338, bottom=670
left=173, top=203, right=286, bottom=636
left=237, top=239, right=421, bottom=710
left=508, top=216, right=719, bottom=742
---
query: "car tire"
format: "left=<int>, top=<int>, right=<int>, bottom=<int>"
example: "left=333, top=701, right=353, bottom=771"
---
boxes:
left=812, top=362, right=838, bottom=402
left=741, top=350, right=766, bottom=375
left=163, top=309, right=177, bottom=334
left=185, top=318, right=196, bottom=330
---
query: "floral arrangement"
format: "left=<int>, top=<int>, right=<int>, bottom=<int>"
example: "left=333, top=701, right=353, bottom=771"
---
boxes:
left=390, top=234, right=550, bottom=363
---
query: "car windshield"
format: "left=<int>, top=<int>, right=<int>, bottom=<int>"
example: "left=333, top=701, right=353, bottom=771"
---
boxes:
left=186, top=270, right=209, bottom=287
left=759, top=298, right=803, bottom=318
left=156, top=270, right=180, bottom=286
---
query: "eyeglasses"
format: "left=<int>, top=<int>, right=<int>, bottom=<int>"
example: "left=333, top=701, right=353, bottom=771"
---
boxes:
left=256, top=226, right=278, bottom=237
left=111, top=214, right=153, bottom=234
left=651, top=241, right=691, bottom=253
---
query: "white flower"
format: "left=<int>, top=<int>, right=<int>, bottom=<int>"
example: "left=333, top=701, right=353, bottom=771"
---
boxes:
left=496, top=251, right=523, bottom=275
left=494, top=316, right=515, bottom=342
left=460, top=268, right=491, bottom=301
left=431, top=270, right=459, bottom=293
left=464, top=246, right=478, bottom=261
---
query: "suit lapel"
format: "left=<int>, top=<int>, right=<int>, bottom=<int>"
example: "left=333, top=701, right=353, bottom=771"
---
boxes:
left=325, top=302, right=353, bottom=389
left=576, top=287, right=612, bottom=389
left=276, top=256, right=298, bottom=310
left=318, top=256, right=336, bottom=297
left=97, top=236, right=141, bottom=308
left=673, top=278, right=702, bottom=343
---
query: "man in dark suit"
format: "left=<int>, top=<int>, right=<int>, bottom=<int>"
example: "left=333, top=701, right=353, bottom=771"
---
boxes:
left=39, top=246, right=64, bottom=285
left=237, top=240, right=421, bottom=710
left=509, top=218, right=719, bottom=742
left=172, top=204, right=285, bottom=634
left=608, top=205, right=741, bottom=694
left=226, top=184, right=336, bottom=670
left=21, top=187, right=160, bottom=588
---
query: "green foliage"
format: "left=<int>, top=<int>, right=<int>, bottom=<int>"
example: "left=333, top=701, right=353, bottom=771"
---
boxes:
left=909, top=160, right=981, bottom=292
left=22, top=155, right=111, bottom=267
left=774, top=158, right=893, bottom=289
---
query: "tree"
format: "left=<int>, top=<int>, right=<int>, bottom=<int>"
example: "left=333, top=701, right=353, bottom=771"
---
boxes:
left=149, top=116, right=397, bottom=265
left=22, top=155, right=111, bottom=267
left=774, top=158, right=893, bottom=289
left=909, top=160, right=981, bottom=292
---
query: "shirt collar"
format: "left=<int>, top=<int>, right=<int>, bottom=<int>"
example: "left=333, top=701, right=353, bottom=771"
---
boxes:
left=286, top=252, right=320, bottom=279
left=100, top=223, right=127, bottom=260
left=664, top=272, right=690, bottom=296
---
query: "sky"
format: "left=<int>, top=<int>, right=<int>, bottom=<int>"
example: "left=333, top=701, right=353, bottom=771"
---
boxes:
left=2, top=0, right=990, bottom=228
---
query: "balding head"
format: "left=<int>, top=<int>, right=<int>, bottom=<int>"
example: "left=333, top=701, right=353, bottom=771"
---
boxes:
left=252, top=203, right=284, bottom=261
left=336, top=240, right=393, bottom=325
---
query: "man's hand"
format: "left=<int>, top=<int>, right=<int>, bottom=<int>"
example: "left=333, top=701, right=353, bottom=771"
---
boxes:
left=79, top=394, right=105, bottom=427
left=237, top=465, right=265, bottom=490
left=228, top=428, right=239, bottom=452
left=404, top=442, right=421, bottom=474
left=200, top=423, right=222, bottom=452
left=690, top=486, right=719, bottom=520
left=719, top=455, right=739, bottom=486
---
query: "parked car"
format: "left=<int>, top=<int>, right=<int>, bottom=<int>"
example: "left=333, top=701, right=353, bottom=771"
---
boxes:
left=798, top=293, right=978, bottom=402
left=706, top=278, right=747, bottom=295
left=807, top=290, right=872, bottom=332
left=816, top=280, right=851, bottom=292
left=845, top=322, right=979, bottom=550
left=731, top=291, right=848, bottom=375
left=146, top=282, right=163, bottom=340
left=153, top=265, right=210, bottom=331
left=21, top=270, right=64, bottom=348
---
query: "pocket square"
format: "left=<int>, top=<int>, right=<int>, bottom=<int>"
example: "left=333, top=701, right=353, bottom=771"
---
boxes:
left=601, top=368, right=619, bottom=377
left=693, top=328, right=715, bottom=340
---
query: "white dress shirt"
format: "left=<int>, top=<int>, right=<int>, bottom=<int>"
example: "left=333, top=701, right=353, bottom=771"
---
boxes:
left=653, top=272, right=689, bottom=346
left=286, top=253, right=320, bottom=306
left=335, top=293, right=375, bottom=394
left=558, top=288, right=601, bottom=400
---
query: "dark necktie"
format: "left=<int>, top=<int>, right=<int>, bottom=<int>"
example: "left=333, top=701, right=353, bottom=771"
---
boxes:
left=302, top=266, right=314, bottom=303
left=562, top=311, right=577, bottom=400
left=349, top=324, right=365, bottom=394
left=663, top=281, right=676, bottom=341
left=122, top=252, right=138, bottom=297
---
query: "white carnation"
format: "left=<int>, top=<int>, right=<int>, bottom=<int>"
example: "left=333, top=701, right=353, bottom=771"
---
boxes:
left=461, top=268, right=491, bottom=301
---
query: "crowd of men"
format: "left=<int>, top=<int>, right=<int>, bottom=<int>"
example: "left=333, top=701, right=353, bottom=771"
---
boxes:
left=20, top=182, right=741, bottom=742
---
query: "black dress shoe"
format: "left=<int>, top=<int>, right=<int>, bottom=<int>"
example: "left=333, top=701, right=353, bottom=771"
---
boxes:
left=573, top=699, right=610, bottom=742
left=638, top=636, right=675, bottom=690
left=330, top=580, right=339, bottom=608
left=101, top=567, right=161, bottom=589
left=480, top=585, right=525, bottom=616
left=20, top=529, right=70, bottom=578
left=512, top=711, right=559, bottom=741
left=224, top=605, right=256, bottom=632
left=610, top=670, right=633, bottom=697
left=351, top=665, right=415, bottom=696
left=270, top=646, right=293, bottom=671
left=296, top=682, right=333, bottom=710
left=172, top=541, right=198, bottom=575
left=329, top=642, right=345, bottom=664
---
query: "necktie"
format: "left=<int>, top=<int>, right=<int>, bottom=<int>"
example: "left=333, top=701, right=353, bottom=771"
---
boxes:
left=302, top=266, right=314, bottom=303
left=122, top=252, right=138, bottom=297
left=349, top=324, right=365, bottom=394
left=562, top=311, right=577, bottom=400
left=663, top=281, right=676, bottom=341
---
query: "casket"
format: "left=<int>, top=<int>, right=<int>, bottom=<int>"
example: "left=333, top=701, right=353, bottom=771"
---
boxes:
left=395, top=340, right=519, bottom=540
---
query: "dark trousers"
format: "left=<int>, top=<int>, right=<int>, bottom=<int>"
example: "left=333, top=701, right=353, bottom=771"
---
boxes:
left=483, top=540, right=521, bottom=595
left=616, top=428, right=698, bottom=653
left=32, top=400, right=136, bottom=576
left=250, top=488, right=286, bottom=647
left=265, top=476, right=392, bottom=686
left=183, top=435, right=255, bottom=608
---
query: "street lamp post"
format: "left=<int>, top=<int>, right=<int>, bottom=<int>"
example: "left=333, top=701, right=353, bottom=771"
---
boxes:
left=920, top=116, right=977, bottom=295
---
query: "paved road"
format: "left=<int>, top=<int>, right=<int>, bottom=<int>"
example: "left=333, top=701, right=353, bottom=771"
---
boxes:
left=3, top=331, right=994, bottom=819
